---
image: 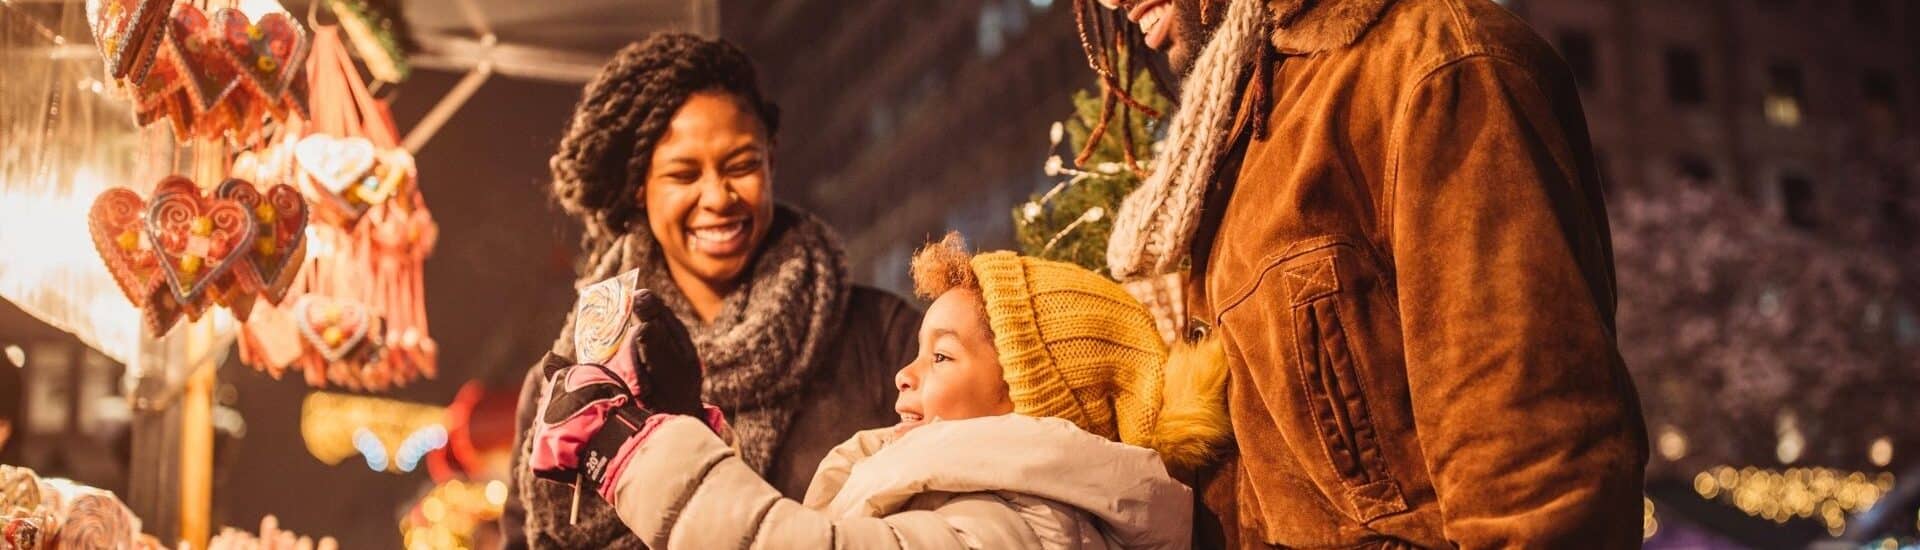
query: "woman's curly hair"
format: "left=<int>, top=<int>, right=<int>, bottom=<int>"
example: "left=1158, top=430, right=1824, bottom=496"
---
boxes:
left=549, top=32, right=781, bottom=276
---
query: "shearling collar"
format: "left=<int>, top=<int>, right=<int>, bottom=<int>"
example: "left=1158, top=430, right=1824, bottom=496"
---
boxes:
left=1266, top=0, right=1395, bottom=54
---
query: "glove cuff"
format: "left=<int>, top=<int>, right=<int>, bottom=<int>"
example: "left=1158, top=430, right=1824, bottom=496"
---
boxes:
left=588, top=412, right=673, bottom=504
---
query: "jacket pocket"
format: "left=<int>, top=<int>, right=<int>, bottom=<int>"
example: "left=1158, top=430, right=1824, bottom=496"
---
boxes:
left=1221, top=242, right=1409, bottom=527
left=1292, top=281, right=1407, bottom=523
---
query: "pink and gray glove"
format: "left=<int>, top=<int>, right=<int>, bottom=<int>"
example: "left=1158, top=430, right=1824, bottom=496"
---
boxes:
left=529, top=363, right=658, bottom=501
left=527, top=289, right=712, bottom=503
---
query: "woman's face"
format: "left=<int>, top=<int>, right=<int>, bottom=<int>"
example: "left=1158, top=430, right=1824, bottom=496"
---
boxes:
left=643, top=91, right=776, bottom=290
left=893, top=288, right=1013, bottom=436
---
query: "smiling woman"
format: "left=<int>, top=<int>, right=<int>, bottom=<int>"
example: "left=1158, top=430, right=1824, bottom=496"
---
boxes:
left=503, top=33, right=922, bottom=550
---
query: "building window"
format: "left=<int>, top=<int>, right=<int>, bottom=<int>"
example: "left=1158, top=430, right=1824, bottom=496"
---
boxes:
left=1556, top=29, right=1598, bottom=90
left=1764, top=62, right=1806, bottom=127
left=1664, top=48, right=1706, bottom=105
left=1779, top=174, right=1816, bottom=228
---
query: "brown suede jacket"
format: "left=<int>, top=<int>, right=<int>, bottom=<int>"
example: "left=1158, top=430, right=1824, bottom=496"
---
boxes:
left=1187, top=0, right=1649, bottom=547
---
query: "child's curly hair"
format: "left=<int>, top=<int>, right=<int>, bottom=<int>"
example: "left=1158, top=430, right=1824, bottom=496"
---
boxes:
left=910, top=232, right=977, bottom=300
left=549, top=32, right=780, bottom=280
left=910, top=232, right=994, bottom=337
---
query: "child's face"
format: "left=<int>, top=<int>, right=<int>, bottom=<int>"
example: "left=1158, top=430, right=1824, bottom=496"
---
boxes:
left=894, top=288, right=1014, bottom=435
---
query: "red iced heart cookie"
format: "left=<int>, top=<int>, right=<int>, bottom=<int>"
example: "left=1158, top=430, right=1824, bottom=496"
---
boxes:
left=145, top=182, right=258, bottom=314
left=294, top=296, right=372, bottom=362
left=88, top=185, right=189, bottom=334
left=215, top=9, right=308, bottom=100
left=165, top=3, right=242, bottom=114
left=86, top=0, right=169, bottom=79
left=87, top=188, right=164, bottom=307
left=215, top=179, right=308, bottom=305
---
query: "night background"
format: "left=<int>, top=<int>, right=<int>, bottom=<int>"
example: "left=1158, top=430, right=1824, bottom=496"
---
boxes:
left=1, top=0, right=1917, bottom=548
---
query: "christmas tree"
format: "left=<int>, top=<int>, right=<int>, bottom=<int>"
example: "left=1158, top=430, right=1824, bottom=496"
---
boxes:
left=1012, top=66, right=1170, bottom=275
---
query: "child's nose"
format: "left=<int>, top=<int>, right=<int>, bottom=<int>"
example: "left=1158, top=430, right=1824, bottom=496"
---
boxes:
left=895, top=362, right=918, bottom=391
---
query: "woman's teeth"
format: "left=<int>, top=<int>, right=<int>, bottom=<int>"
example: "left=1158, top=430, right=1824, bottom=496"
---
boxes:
left=687, top=220, right=751, bottom=256
left=689, top=221, right=745, bottom=243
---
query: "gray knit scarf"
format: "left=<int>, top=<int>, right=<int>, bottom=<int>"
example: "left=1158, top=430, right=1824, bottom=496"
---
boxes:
left=517, top=205, right=848, bottom=549
left=571, top=204, right=849, bottom=473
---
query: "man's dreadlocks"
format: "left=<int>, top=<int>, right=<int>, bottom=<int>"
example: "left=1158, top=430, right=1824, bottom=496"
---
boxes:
left=1071, top=0, right=1169, bottom=174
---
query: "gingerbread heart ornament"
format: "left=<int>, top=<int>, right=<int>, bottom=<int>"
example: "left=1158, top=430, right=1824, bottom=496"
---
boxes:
left=353, top=148, right=414, bottom=205
left=85, top=0, right=169, bottom=79
left=296, top=134, right=376, bottom=195
left=294, top=296, right=372, bottom=362
left=165, top=4, right=243, bottom=114
left=145, top=185, right=258, bottom=313
left=87, top=188, right=164, bottom=307
left=215, top=9, right=308, bottom=99
left=215, top=179, right=308, bottom=305
left=88, top=186, right=188, bottom=333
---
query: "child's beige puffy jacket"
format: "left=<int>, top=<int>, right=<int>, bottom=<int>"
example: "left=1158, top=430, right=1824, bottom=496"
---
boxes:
left=607, top=414, right=1193, bottom=549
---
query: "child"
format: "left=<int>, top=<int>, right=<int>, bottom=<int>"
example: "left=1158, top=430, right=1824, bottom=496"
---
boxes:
left=529, top=233, right=1229, bottom=549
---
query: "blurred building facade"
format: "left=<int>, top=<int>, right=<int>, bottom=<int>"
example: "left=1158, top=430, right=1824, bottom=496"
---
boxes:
left=727, top=0, right=1920, bottom=294
left=1511, top=0, right=1920, bottom=250
left=723, top=0, right=1085, bottom=293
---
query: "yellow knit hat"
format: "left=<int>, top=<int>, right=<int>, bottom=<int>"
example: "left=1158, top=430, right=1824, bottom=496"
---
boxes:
left=969, top=251, right=1229, bottom=469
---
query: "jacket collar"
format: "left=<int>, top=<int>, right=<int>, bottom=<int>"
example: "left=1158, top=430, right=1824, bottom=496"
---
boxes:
left=825, top=415, right=1194, bottom=549
left=1266, top=0, right=1396, bottom=54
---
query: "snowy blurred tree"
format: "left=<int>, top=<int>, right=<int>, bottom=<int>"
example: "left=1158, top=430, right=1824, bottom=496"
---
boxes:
left=1611, top=179, right=1920, bottom=479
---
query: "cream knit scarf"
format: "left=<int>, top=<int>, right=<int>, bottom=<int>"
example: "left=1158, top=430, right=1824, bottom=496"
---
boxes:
left=1106, top=0, right=1267, bottom=279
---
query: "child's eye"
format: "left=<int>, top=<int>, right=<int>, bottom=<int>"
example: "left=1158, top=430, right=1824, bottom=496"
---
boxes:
left=932, top=352, right=952, bottom=363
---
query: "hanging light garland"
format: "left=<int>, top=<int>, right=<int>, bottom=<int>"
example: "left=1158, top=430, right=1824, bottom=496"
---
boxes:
left=1692, top=465, right=1896, bottom=536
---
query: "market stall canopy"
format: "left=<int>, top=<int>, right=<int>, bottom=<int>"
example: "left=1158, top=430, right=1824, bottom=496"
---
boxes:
left=285, top=0, right=719, bottom=83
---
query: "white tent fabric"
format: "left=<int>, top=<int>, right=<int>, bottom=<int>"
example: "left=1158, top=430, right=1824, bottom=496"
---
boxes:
left=0, top=1, right=235, bottom=391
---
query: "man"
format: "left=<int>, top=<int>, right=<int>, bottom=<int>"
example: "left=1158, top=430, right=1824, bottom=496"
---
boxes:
left=1096, top=0, right=1649, bottom=547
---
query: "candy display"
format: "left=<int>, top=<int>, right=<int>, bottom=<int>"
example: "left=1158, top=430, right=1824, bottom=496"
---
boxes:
left=0, top=466, right=41, bottom=515
left=205, top=515, right=337, bottom=550
left=0, top=469, right=146, bottom=550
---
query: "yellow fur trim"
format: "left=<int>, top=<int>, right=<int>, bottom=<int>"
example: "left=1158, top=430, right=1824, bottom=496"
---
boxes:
left=1147, top=335, right=1232, bottom=471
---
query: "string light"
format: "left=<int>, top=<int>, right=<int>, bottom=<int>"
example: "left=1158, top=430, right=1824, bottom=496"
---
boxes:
left=1656, top=425, right=1688, bottom=461
left=301, top=391, right=447, bottom=471
left=1870, top=437, right=1894, bottom=467
left=1642, top=497, right=1658, bottom=540
left=401, top=478, right=508, bottom=550
left=3, top=345, right=22, bottom=368
left=1692, top=465, right=1895, bottom=536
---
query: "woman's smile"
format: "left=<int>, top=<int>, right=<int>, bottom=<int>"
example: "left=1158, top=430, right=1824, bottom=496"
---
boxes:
left=687, top=217, right=752, bottom=257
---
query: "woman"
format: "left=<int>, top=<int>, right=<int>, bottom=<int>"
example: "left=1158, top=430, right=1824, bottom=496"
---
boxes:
left=503, top=33, right=921, bottom=548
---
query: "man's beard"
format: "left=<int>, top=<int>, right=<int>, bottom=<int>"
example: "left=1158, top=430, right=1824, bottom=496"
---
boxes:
left=1165, top=0, right=1221, bottom=77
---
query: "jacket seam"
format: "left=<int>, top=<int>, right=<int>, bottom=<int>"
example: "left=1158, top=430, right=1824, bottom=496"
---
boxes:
left=1382, top=50, right=1541, bottom=253
left=739, top=491, right=780, bottom=550
left=1214, top=237, right=1349, bottom=320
